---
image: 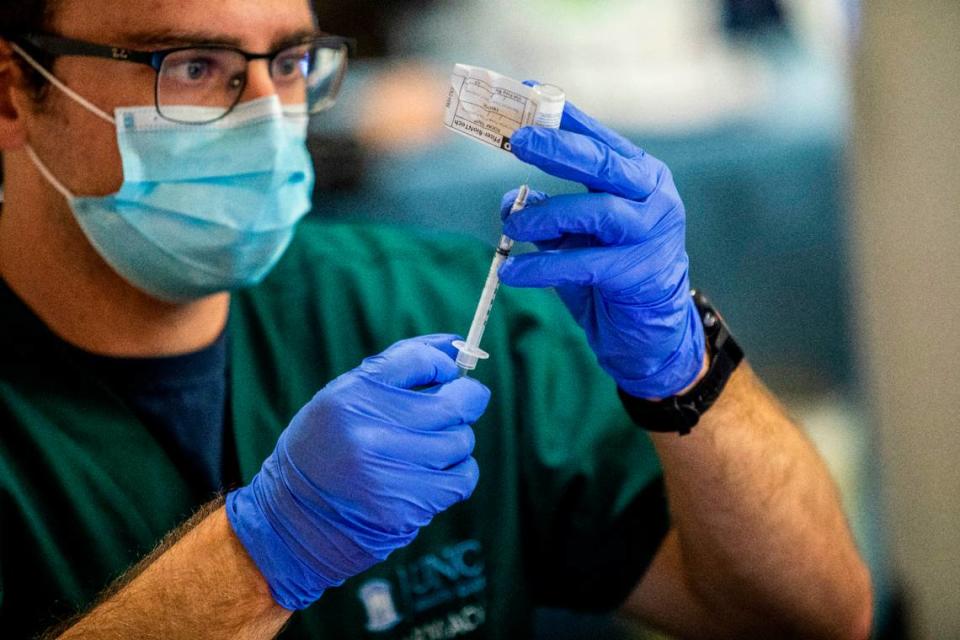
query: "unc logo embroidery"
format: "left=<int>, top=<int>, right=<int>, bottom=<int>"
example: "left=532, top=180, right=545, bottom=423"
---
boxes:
left=359, top=579, right=402, bottom=633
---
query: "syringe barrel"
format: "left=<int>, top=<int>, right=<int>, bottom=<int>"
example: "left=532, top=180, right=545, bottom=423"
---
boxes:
left=455, top=185, right=529, bottom=375
left=462, top=246, right=510, bottom=349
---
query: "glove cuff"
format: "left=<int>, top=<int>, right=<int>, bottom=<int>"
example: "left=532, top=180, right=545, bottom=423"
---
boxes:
left=617, top=290, right=743, bottom=435
left=616, top=299, right=706, bottom=399
left=226, top=482, right=330, bottom=610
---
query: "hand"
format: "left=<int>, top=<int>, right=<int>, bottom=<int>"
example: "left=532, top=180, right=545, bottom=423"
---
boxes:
left=226, top=335, right=489, bottom=610
left=499, top=103, right=705, bottom=399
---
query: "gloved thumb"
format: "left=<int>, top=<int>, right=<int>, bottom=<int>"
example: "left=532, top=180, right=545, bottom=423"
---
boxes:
left=359, top=335, right=461, bottom=389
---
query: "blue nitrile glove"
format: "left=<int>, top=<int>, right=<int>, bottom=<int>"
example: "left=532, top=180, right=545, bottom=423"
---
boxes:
left=226, top=335, right=489, bottom=610
left=499, top=102, right=705, bottom=399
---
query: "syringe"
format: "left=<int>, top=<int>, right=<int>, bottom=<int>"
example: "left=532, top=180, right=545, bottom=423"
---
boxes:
left=453, top=184, right=530, bottom=375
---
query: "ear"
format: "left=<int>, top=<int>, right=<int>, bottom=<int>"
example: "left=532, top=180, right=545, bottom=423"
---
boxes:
left=0, top=39, right=30, bottom=151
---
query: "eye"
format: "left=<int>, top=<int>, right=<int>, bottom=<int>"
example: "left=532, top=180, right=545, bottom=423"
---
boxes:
left=187, top=61, right=206, bottom=79
left=273, top=49, right=309, bottom=81
left=165, top=56, right=221, bottom=84
left=277, top=58, right=298, bottom=76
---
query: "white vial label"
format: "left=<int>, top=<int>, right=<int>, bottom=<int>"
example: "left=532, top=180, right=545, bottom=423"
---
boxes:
left=443, top=64, right=565, bottom=153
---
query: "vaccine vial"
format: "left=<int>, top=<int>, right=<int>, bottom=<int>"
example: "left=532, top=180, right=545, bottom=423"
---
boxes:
left=531, top=84, right=566, bottom=129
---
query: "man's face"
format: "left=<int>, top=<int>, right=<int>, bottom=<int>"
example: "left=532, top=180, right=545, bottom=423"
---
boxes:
left=25, top=0, right=317, bottom=198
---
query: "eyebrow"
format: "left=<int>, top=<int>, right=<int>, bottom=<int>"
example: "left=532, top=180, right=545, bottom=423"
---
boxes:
left=117, top=27, right=322, bottom=51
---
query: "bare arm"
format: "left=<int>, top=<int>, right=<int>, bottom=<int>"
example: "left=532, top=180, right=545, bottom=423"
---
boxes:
left=45, top=499, right=291, bottom=640
left=621, top=364, right=873, bottom=639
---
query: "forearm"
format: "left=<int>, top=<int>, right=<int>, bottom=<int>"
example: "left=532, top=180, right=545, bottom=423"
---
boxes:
left=650, top=364, right=872, bottom=637
left=47, top=498, right=291, bottom=640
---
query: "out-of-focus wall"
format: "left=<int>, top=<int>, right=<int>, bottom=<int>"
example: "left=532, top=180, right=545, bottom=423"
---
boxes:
left=852, top=3, right=960, bottom=637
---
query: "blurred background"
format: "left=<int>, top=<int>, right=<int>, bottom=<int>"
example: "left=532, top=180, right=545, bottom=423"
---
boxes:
left=307, top=1, right=958, bottom=637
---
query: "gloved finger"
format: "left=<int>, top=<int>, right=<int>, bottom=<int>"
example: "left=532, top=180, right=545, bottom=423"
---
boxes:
left=503, top=192, right=682, bottom=246
left=510, top=127, right=663, bottom=201
left=411, top=333, right=463, bottom=361
left=528, top=234, right=598, bottom=254
left=374, top=456, right=480, bottom=512
left=499, top=243, right=676, bottom=290
left=427, top=456, right=481, bottom=503
left=559, top=101, right=644, bottom=159
left=521, top=79, right=641, bottom=157
left=372, top=423, right=476, bottom=471
left=359, top=336, right=460, bottom=389
left=519, top=82, right=645, bottom=176
left=366, top=457, right=480, bottom=519
left=365, top=375, right=491, bottom=431
left=415, top=376, right=491, bottom=427
left=499, top=248, right=602, bottom=289
left=499, top=187, right=549, bottom=222
left=453, top=456, right=481, bottom=500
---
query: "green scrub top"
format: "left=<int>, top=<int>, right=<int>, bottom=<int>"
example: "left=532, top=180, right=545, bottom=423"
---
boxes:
left=0, top=219, right=669, bottom=639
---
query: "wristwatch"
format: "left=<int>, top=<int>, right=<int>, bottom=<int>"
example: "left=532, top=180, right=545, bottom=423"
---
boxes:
left=618, top=290, right=744, bottom=436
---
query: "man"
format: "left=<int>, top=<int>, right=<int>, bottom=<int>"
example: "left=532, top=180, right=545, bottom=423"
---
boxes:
left=0, top=0, right=872, bottom=638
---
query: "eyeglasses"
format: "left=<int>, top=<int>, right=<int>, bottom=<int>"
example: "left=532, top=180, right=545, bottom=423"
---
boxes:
left=14, top=32, right=356, bottom=124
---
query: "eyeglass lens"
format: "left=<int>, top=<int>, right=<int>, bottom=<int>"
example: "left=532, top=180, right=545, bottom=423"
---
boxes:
left=156, top=42, right=347, bottom=124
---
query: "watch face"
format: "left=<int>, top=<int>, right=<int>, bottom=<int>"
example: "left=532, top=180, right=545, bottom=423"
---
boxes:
left=693, top=291, right=729, bottom=340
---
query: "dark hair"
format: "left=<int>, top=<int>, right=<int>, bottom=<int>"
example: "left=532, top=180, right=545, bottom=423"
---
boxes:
left=0, top=0, right=57, bottom=98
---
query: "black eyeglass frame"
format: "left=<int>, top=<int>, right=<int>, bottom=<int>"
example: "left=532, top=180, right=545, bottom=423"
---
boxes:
left=14, top=32, right=357, bottom=124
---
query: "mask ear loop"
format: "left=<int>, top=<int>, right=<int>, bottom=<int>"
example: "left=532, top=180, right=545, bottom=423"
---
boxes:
left=24, top=144, right=76, bottom=202
left=10, top=42, right=115, bottom=126
left=11, top=43, right=116, bottom=201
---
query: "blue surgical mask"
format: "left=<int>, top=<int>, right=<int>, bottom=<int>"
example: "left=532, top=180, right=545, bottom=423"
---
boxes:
left=19, top=45, right=315, bottom=303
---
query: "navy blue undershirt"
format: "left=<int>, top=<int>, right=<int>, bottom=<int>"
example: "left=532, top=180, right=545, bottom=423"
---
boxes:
left=0, top=278, right=233, bottom=495
left=70, top=328, right=232, bottom=494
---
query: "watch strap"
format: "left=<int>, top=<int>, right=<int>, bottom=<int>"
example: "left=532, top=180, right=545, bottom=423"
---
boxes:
left=618, top=292, right=744, bottom=435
